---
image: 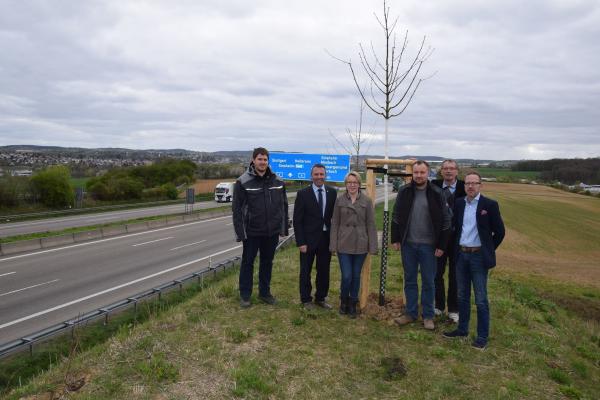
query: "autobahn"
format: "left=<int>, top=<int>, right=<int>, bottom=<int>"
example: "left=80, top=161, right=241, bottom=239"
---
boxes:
left=0, top=201, right=225, bottom=238
left=0, top=188, right=395, bottom=345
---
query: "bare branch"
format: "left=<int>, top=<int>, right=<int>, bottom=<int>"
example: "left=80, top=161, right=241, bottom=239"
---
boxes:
left=329, top=128, right=352, bottom=155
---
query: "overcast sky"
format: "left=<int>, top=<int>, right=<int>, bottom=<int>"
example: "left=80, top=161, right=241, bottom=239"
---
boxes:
left=1, top=1, right=599, bottom=160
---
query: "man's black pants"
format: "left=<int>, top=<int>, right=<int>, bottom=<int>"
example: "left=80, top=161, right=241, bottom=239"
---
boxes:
left=299, top=233, right=331, bottom=303
left=435, top=246, right=458, bottom=313
left=239, top=234, right=279, bottom=301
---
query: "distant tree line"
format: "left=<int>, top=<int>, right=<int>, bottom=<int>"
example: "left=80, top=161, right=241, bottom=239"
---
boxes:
left=512, top=158, right=600, bottom=184
left=196, top=163, right=245, bottom=179
left=87, top=159, right=196, bottom=201
left=0, top=159, right=247, bottom=211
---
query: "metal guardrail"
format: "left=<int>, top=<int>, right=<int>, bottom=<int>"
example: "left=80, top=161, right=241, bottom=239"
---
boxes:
left=0, top=199, right=185, bottom=221
left=0, top=234, right=296, bottom=359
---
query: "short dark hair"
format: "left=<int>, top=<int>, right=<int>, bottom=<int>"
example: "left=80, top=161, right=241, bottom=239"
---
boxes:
left=412, top=160, right=430, bottom=170
left=463, top=170, right=481, bottom=181
left=311, top=163, right=326, bottom=173
left=441, top=159, right=458, bottom=169
left=252, top=147, right=269, bottom=159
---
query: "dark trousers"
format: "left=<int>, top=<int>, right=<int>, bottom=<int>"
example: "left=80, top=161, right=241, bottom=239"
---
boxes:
left=239, top=234, right=279, bottom=300
left=434, top=246, right=458, bottom=313
left=299, top=233, right=331, bottom=303
left=457, top=251, right=490, bottom=342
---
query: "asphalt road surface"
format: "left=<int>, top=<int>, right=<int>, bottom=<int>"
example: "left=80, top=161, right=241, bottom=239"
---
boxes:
left=0, top=188, right=395, bottom=345
left=0, top=201, right=228, bottom=238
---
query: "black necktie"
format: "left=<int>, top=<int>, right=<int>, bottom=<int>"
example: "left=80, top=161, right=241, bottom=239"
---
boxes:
left=318, top=188, right=324, bottom=218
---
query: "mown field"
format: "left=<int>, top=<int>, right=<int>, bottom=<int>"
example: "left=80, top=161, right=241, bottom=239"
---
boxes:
left=3, top=183, right=599, bottom=399
left=475, top=167, right=540, bottom=181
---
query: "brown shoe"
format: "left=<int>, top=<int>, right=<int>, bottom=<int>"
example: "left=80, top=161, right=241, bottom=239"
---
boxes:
left=423, top=319, right=435, bottom=330
left=394, top=315, right=415, bottom=326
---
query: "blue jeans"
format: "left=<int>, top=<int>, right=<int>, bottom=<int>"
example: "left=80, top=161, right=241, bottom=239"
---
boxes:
left=239, top=235, right=279, bottom=300
left=337, top=253, right=367, bottom=300
left=456, top=251, right=490, bottom=342
left=401, top=242, right=436, bottom=319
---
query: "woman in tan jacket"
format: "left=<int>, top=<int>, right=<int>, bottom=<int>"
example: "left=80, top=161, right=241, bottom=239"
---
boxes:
left=330, top=171, right=378, bottom=318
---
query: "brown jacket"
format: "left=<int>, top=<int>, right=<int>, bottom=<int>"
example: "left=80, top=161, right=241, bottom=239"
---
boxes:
left=329, top=191, right=378, bottom=255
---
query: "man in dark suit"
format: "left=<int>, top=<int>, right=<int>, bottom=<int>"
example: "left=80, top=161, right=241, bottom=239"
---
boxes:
left=293, top=163, right=337, bottom=309
left=432, top=159, right=466, bottom=323
left=443, top=170, right=505, bottom=349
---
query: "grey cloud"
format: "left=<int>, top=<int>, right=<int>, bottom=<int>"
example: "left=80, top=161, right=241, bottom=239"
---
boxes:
left=0, top=0, right=598, bottom=159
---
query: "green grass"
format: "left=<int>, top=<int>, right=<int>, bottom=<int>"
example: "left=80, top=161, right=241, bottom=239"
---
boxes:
left=3, top=241, right=599, bottom=399
left=475, top=167, right=540, bottom=181
left=0, top=267, right=237, bottom=396
left=3, top=183, right=599, bottom=399
left=69, top=177, right=90, bottom=188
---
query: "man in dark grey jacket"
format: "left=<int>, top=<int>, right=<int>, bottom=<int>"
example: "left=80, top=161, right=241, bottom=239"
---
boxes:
left=233, top=147, right=289, bottom=308
left=391, top=160, right=451, bottom=330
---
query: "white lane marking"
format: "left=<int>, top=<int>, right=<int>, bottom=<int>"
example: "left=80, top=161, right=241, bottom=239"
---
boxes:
left=0, top=271, right=16, bottom=277
left=1, top=206, right=185, bottom=229
left=169, top=240, right=207, bottom=251
left=0, top=244, right=242, bottom=330
left=225, top=222, right=233, bottom=226
left=0, top=216, right=231, bottom=263
left=0, top=279, right=59, bottom=297
left=132, top=237, right=174, bottom=247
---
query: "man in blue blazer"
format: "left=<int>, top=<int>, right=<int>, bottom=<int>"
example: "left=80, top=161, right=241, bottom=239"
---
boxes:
left=293, top=164, right=337, bottom=309
left=443, top=170, right=505, bottom=349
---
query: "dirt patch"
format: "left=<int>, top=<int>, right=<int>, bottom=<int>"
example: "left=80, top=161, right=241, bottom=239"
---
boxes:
left=539, top=291, right=600, bottom=323
left=497, top=252, right=600, bottom=289
left=380, top=356, right=407, bottom=380
left=184, top=179, right=233, bottom=196
left=19, top=373, right=90, bottom=400
left=360, top=293, right=405, bottom=321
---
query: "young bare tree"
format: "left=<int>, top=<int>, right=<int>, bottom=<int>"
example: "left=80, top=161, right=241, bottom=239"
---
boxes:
left=329, top=0, right=434, bottom=305
left=329, top=101, right=374, bottom=171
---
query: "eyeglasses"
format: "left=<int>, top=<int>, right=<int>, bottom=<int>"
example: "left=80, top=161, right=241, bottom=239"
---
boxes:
left=346, top=182, right=359, bottom=185
left=465, top=182, right=481, bottom=186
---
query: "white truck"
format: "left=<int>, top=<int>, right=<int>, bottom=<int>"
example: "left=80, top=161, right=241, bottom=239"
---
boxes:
left=214, top=182, right=235, bottom=202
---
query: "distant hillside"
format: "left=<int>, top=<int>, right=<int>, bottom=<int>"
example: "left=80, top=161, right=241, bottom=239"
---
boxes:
left=0, top=145, right=517, bottom=166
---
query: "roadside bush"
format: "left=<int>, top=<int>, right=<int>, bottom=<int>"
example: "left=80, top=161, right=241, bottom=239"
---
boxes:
left=87, top=176, right=144, bottom=201
left=30, top=166, right=74, bottom=208
left=86, top=159, right=192, bottom=201
left=0, top=175, right=32, bottom=207
left=141, top=183, right=178, bottom=200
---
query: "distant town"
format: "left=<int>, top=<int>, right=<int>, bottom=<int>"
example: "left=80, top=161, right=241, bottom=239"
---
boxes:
left=0, top=145, right=508, bottom=177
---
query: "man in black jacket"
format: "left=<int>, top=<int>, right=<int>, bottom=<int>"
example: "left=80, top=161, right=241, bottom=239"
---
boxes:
left=293, top=163, right=337, bottom=310
left=391, top=160, right=451, bottom=330
left=431, top=159, right=466, bottom=323
left=233, top=147, right=289, bottom=308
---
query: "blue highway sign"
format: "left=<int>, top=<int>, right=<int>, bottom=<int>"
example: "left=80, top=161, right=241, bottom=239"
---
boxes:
left=270, top=153, right=351, bottom=182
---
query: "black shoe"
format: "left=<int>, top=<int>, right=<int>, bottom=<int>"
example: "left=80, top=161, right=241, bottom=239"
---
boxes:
left=315, top=300, right=333, bottom=310
left=258, top=295, right=277, bottom=305
left=471, top=338, right=487, bottom=350
left=442, top=329, right=468, bottom=339
left=339, top=297, right=348, bottom=315
left=348, top=299, right=358, bottom=319
left=240, top=298, right=251, bottom=308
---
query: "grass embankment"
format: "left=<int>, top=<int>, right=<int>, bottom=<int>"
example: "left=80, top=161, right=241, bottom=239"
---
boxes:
left=3, top=183, right=600, bottom=399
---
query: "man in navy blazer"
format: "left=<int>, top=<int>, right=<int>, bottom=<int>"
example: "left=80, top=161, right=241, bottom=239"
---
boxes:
left=293, top=163, right=337, bottom=309
left=443, top=170, right=505, bottom=349
left=431, top=159, right=467, bottom=323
